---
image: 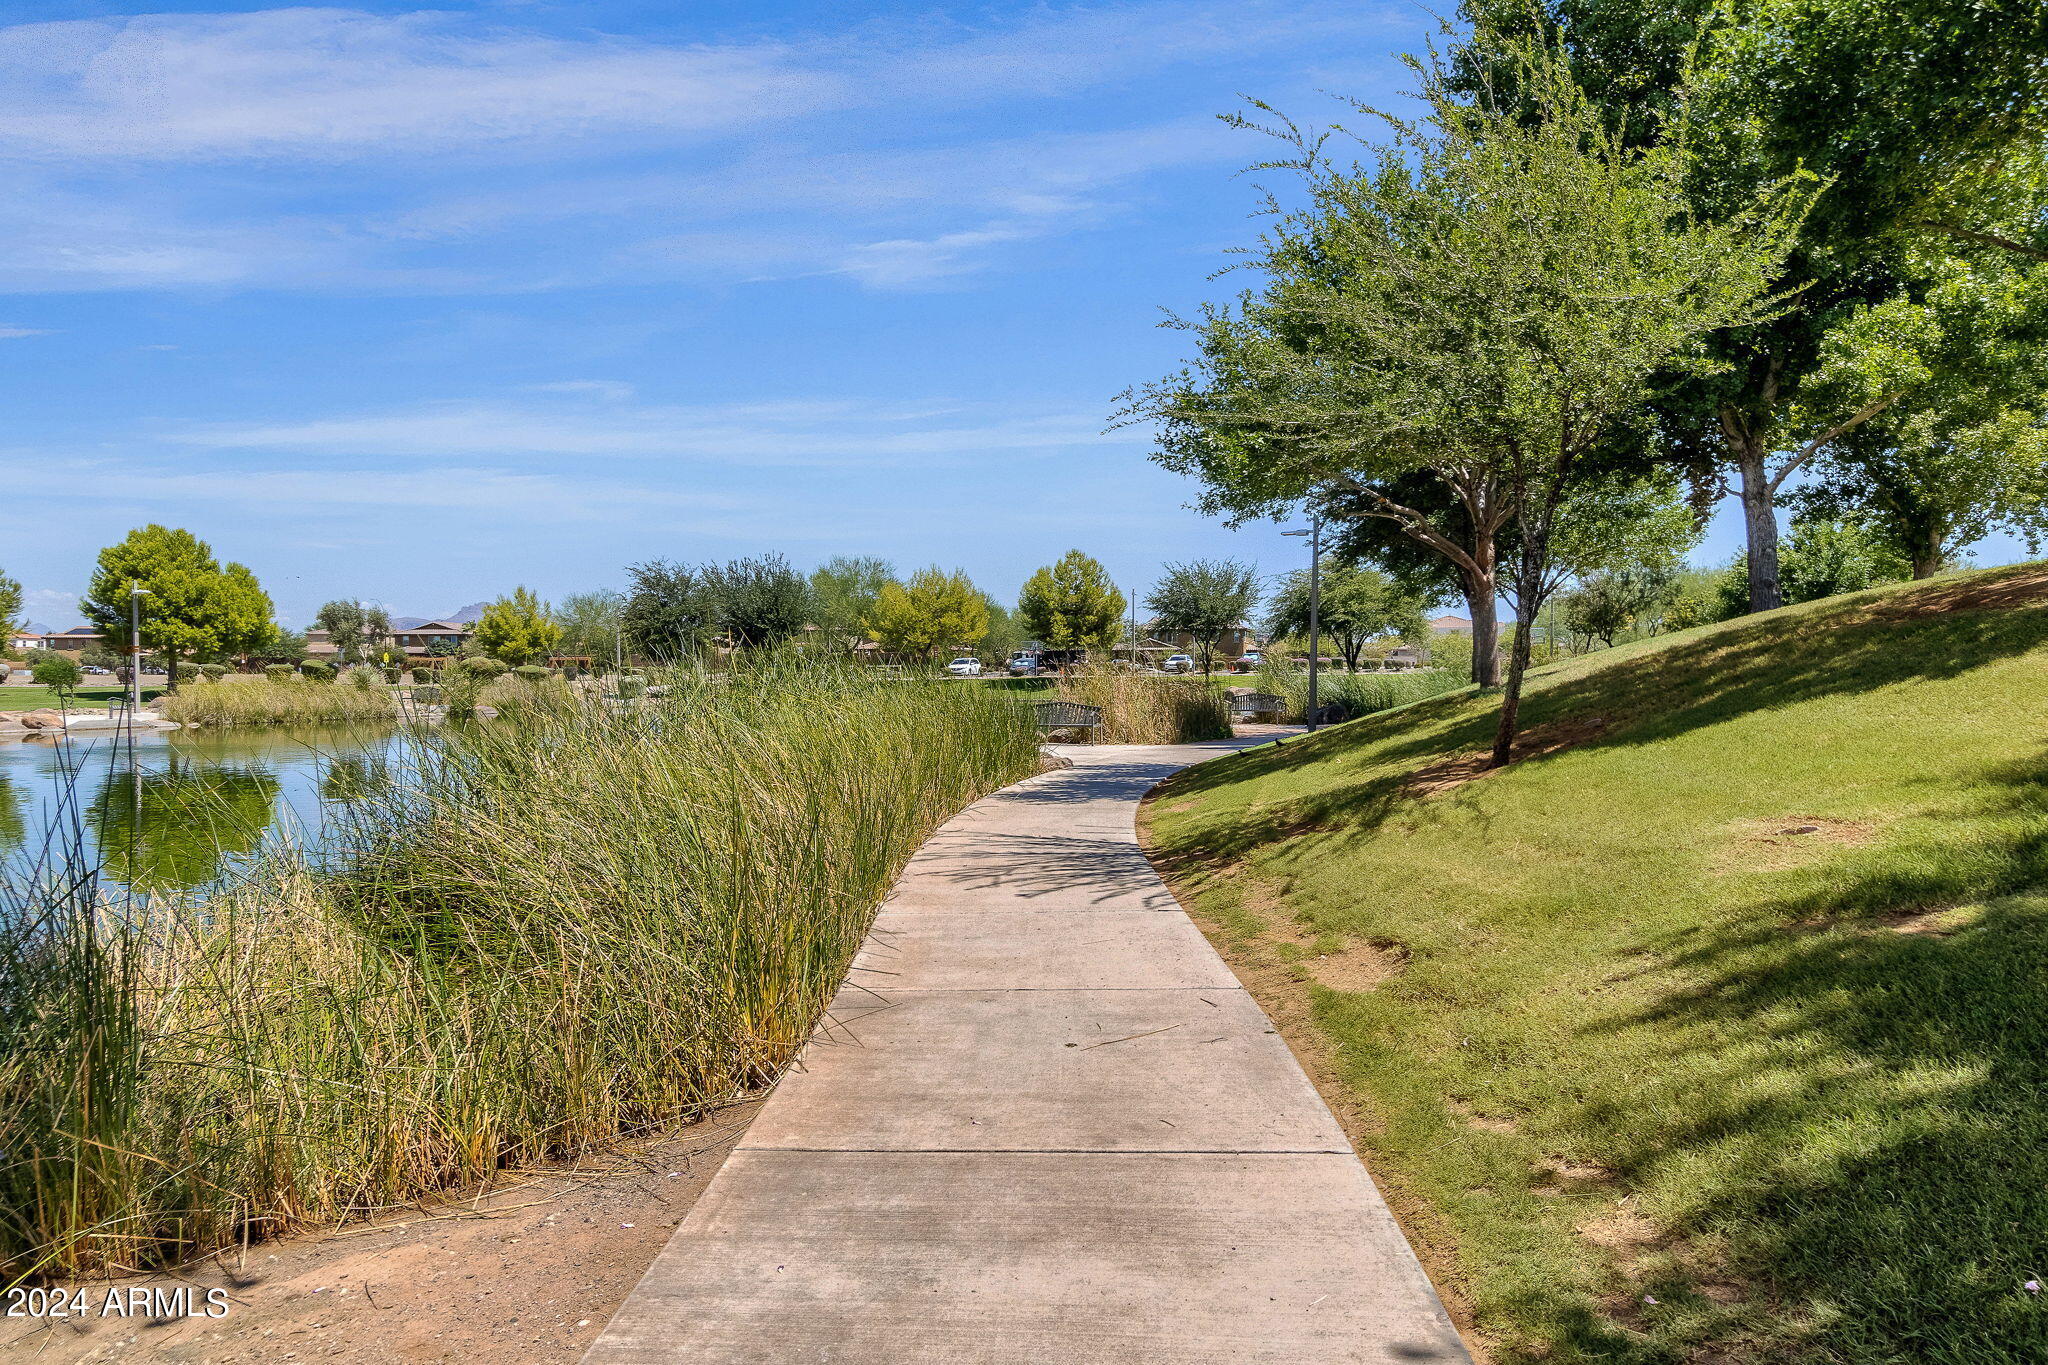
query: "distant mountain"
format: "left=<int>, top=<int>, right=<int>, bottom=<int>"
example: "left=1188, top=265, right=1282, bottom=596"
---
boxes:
left=20, top=621, right=51, bottom=635
left=388, top=616, right=429, bottom=630
left=447, top=602, right=489, bottom=624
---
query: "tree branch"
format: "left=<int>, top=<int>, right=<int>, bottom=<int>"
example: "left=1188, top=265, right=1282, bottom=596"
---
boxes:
left=1904, top=220, right=2048, bottom=263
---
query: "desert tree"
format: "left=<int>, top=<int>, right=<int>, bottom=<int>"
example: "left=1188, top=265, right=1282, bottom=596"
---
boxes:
left=1265, top=561, right=1427, bottom=671
left=1145, top=560, right=1261, bottom=675
left=1128, top=25, right=1803, bottom=763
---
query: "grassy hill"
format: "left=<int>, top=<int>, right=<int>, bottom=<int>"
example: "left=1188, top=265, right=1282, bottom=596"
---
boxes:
left=1144, top=562, right=2048, bottom=1364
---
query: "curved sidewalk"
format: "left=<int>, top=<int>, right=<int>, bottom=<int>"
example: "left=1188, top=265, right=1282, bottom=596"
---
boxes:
left=586, top=736, right=1470, bottom=1365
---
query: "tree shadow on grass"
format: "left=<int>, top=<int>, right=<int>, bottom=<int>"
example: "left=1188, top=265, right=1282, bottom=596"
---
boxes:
left=1563, top=747, right=2048, bottom=1363
left=1151, top=563, right=2048, bottom=875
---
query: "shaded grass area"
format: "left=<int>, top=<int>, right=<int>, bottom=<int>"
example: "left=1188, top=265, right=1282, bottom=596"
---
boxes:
left=1145, top=562, right=2048, bottom=1363
left=0, top=660, right=1037, bottom=1282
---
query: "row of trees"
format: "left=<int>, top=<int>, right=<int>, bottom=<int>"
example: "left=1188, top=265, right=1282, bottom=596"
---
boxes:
left=1127, top=5, right=2048, bottom=764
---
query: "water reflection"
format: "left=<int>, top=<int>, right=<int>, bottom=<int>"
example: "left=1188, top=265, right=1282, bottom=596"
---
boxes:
left=0, top=769, right=20, bottom=857
left=321, top=751, right=391, bottom=803
left=89, top=759, right=281, bottom=894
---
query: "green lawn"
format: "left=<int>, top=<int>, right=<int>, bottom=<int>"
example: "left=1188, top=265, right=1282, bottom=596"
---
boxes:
left=1145, top=562, right=2048, bottom=1363
left=0, top=684, right=163, bottom=712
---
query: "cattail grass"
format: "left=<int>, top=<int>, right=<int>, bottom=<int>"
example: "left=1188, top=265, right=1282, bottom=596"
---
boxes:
left=1050, top=666, right=1232, bottom=743
left=0, top=656, right=1037, bottom=1281
left=1252, top=661, right=1465, bottom=722
left=157, top=674, right=400, bottom=728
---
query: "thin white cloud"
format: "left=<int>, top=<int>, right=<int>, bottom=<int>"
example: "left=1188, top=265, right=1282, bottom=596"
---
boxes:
left=0, top=5, right=1397, bottom=163
left=528, top=379, right=636, bottom=401
left=168, top=397, right=1132, bottom=465
left=24, top=457, right=745, bottom=522
left=0, top=325, right=48, bottom=338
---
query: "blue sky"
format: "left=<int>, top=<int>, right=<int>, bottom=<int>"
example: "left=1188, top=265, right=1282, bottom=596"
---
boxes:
left=0, top=2, right=2030, bottom=628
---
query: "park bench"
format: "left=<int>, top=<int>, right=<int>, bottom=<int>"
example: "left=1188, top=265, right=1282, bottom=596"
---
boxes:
left=1229, top=691, right=1287, bottom=723
left=1029, top=700, right=1103, bottom=739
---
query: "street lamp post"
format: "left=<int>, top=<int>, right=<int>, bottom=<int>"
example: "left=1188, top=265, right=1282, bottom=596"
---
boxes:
left=128, top=582, right=150, bottom=716
left=1283, top=516, right=1323, bottom=731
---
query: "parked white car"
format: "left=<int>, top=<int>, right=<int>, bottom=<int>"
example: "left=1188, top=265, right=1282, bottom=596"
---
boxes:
left=947, top=657, right=983, bottom=676
left=1237, top=651, right=1263, bottom=670
left=1162, top=653, right=1195, bottom=673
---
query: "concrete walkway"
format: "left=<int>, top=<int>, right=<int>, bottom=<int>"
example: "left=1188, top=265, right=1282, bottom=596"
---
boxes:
left=585, top=737, right=1470, bottom=1365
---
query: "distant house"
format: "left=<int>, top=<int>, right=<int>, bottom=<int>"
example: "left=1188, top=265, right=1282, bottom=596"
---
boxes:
left=391, top=620, right=474, bottom=656
left=27, top=627, right=107, bottom=657
left=306, top=619, right=475, bottom=660
left=1429, top=615, right=1474, bottom=635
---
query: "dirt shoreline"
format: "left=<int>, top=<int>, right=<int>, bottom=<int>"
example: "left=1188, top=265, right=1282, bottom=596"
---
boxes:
left=0, top=1098, right=762, bottom=1365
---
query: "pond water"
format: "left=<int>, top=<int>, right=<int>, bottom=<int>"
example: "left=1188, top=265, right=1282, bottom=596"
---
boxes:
left=0, top=724, right=401, bottom=898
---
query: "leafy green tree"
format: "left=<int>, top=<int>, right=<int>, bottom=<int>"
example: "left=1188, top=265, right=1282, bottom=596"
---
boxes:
left=471, top=587, right=564, bottom=666
left=704, top=554, right=811, bottom=648
left=810, top=557, right=895, bottom=650
left=30, top=653, right=81, bottom=701
left=1265, top=561, right=1427, bottom=671
left=1789, top=260, right=2048, bottom=576
left=978, top=597, right=1028, bottom=660
left=554, top=590, right=626, bottom=665
left=214, top=563, right=279, bottom=663
left=1016, top=551, right=1126, bottom=652
left=81, top=526, right=273, bottom=692
left=1465, top=0, right=2048, bottom=611
left=1146, top=560, right=1261, bottom=675
left=0, top=567, right=20, bottom=637
left=1129, top=27, right=1800, bottom=762
left=621, top=560, right=715, bottom=661
left=313, top=600, right=390, bottom=665
left=1560, top=569, right=1673, bottom=650
left=865, top=568, right=989, bottom=660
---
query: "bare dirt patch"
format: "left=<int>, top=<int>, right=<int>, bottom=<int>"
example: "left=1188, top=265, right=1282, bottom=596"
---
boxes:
left=1716, top=815, right=1880, bottom=874
left=1404, top=715, right=1613, bottom=798
left=1302, top=939, right=1409, bottom=992
left=1446, top=1096, right=1519, bottom=1135
left=0, top=1099, right=762, bottom=1365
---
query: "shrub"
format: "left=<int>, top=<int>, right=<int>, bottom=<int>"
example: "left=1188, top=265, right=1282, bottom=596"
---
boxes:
left=175, top=662, right=201, bottom=683
left=264, top=664, right=295, bottom=683
left=343, top=665, right=380, bottom=692
left=460, top=657, right=509, bottom=679
left=29, top=654, right=82, bottom=694
left=616, top=675, right=646, bottom=699
left=199, top=663, right=229, bottom=681
left=383, top=666, right=402, bottom=684
left=409, top=684, right=444, bottom=705
left=512, top=665, right=550, bottom=683
left=299, top=661, right=334, bottom=682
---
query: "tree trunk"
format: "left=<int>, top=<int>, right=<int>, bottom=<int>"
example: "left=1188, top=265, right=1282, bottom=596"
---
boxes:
left=1733, top=438, right=1784, bottom=613
left=1462, top=576, right=1501, bottom=688
left=164, top=647, right=179, bottom=693
left=1489, top=592, right=1536, bottom=767
left=1909, top=524, right=1945, bottom=579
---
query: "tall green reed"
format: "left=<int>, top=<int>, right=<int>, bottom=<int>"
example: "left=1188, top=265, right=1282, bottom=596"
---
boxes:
left=0, top=657, right=1036, bottom=1282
